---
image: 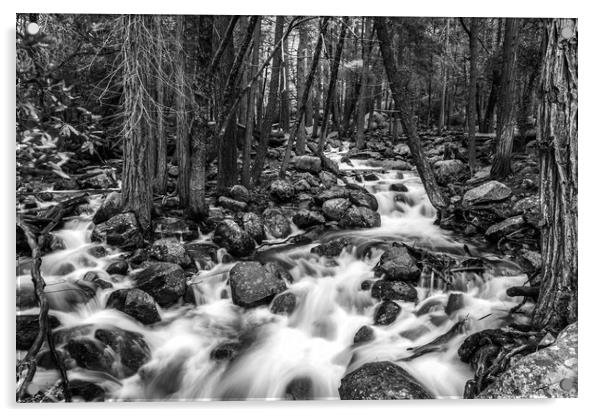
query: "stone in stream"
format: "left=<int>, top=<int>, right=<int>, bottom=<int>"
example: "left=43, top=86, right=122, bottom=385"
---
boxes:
left=92, top=212, right=143, bottom=250
left=347, top=185, right=379, bottom=211
left=269, top=179, right=295, bottom=202
left=374, top=244, right=421, bottom=283
left=294, top=155, right=322, bottom=174
left=87, top=245, right=107, bottom=258
left=106, top=260, right=129, bottom=275
left=132, top=262, right=187, bottom=307
left=262, top=208, right=292, bottom=239
left=373, top=300, right=402, bottom=326
left=292, top=209, right=326, bottom=229
left=80, top=171, right=115, bottom=189
left=213, top=219, right=256, bottom=258
left=184, top=242, right=218, bottom=270
left=371, top=280, right=418, bottom=303
left=17, top=314, right=60, bottom=350
left=484, top=215, right=526, bottom=242
left=270, top=292, right=296, bottom=315
left=322, top=198, right=352, bottom=221
left=94, top=327, right=151, bottom=377
left=310, top=238, right=352, bottom=258
left=238, top=212, right=265, bottom=243
left=149, top=238, right=194, bottom=268
left=285, top=376, right=314, bottom=400
left=462, top=180, right=512, bottom=205
left=479, top=322, right=578, bottom=399
left=390, top=183, right=408, bottom=192
left=210, top=341, right=242, bottom=361
left=338, top=361, right=434, bottom=400
left=339, top=206, right=381, bottom=229
left=229, top=261, right=288, bottom=308
left=433, top=159, right=467, bottom=184
left=106, top=288, right=161, bottom=325
left=92, top=192, right=122, bottom=225
left=81, top=271, right=113, bottom=290
left=353, top=325, right=375, bottom=345
left=218, top=196, right=248, bottom=212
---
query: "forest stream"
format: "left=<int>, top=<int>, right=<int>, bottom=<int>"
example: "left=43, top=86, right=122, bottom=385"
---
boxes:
left=17, top=144, right=530, bottom=401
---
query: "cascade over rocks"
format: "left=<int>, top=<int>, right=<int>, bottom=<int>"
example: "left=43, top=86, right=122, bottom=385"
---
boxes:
left=132, top=262, right=187, bottom=307
left=229, top=261, right=288, bottom=308
left=106, top=288, right=161, bottom=325
left=153, top=217, right=199, bottom=241
left=213, top=219, right=256, bottom=258
left=338, top=361, right=434, bottom=399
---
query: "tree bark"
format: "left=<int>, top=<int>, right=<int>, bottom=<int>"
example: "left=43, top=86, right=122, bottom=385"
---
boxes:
left=467, top=18, right=480, bottom=173
left=175, top=16, right=190, bottom=207
left=242, top=19, right=261, bottom=187
left=491, top=18, right=519, bottom=179
left=153, top=16, right=167, bottom=195
left=375, top=17, right=447, bottom=212
left=438, top=18, right=450, bottom=134
left=295, top=20, right=309, bottom=155
left=533, top=18, right=578, bottom=333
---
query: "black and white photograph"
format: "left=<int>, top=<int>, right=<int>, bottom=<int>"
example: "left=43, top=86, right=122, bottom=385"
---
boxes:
left=13, top=5, right=581, bottom=406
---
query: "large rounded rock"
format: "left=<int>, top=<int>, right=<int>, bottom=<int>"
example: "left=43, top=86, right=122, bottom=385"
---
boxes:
left=433, top=159, right=467, bottom=184
left=269, top=179, right=295, bottom=202
left=294, top=155, right=322, bottom=174
left=263, top=208, right=292, bottom=239
left=229, top=184, right=251, bottom=202
left=92, top=212, right=143, bottom=250
left=106, top=288, right=161, bottom=325
left=316, top=187, right=349, bottom=205
left=149, top=238, right=194, bottom=268
left=347, top=186, right=379, bottom=211
left=338, top=361, right=434, bottom=400
left=92, top=192, right=122, bottom=225
left=339, top=206, right=381, bottom=229
left=479, top=323, right=578, bottom=399
left=292, top=209, right=326, bottom=229
left=371, top=280, right=418, bottom=302
left=463, top=180, right=512, bottom=205
left=132, top=262, right=187, bottom=307
left=218, top=196, right=248, bottom=212
left=374, top=244, right=421, bottom=283
left=229, top=261, right=287, bottom=308
left=213, top=219, right=256, bottom=258
left=374, top=300, right=401, bottom=325
left=239, top=212, right=265, bottom=243
left=322, top=198, right=352, bottom=221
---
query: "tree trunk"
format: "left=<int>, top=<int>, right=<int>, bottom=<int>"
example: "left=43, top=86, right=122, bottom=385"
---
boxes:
left=175, top=16, right=190, bottom=207
left=295, top=20, right=308, bottom=155
left=491, top=18, right=519, bottom=179
left=242, top=19, right=261, bottom=187
left=356, top=19, right=372, bottom=150
left=375, top=18, right=447, bottom=212
left=318, top=17, right=349, bottom=153
left=279, top=36, right=291, bottom=134
left=467, top=18, right=480, bottom=173
left=533, top=18, right=578, bottom=333
left=153, top=17, right=167, bottom=194
left=438, top=18, right=450, bottom=134
left=251, top=15, right=285, bottom=185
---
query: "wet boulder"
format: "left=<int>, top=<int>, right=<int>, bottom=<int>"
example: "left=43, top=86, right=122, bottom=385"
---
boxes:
left=310, top=238, right=351, bottom=258
left=106, top=260, right=129, bottom=275
left=106, top=288, right=161, bottom=325
left=292, top=209, right=326, bottom=229
left=218, top=196, right=248, bottom=212
left=339, top=206, right=381, bottom=229
left=315, top=186, right=349, bottom=204
left=149, top=238, right=194, bottom=268
left=17, top=314, right=60, bottom=350
left=285, top=376, right=314, bottom=400
left=374, top=300, right=401, bottom=325
left=263, top=208, right=292, bottom=239
left=433, top=159, right=467, bottom=184
left=374, top=244, right=421, bottom=283
left=81, top=271, right=113, bottom=290
left=338, top=361, right=434, bottom=400
left=229, top=184, right=251, bottom=203
left=390, top=183, right=409, bottom=192
left=269, top=179, right=295, bottom=202
left=132, top=262, right=187, bottom=307
left=463, top=180, right=512, bottom=205
left=371, top=280, right=418, bottom=303
left=353, top=325, right=375, bottom=345
left=264, top=261, right=294, bottom=284
left=479, top=323, right=578, bottom=399
left=294, top=155, right=322, bottom=174
left=322, top=198, right=352, bottom=221
left=92, top=212, right=143, bottom=250
left=239, top=212, right=265, bottom=243
left=270, top=292, right=297, bottom=315
left=229, top=261, right=287, bottom=308
left=210, top=342, right=242, bottom=361
left=93, top=326, right=151, bottom=377
left=213, top=219, right=256, bottom=258
left=92, top=193, right=122, bottom=225
left=64, top=337, right=114, bottom=374
left=484, top=216, right=526, bottom=242
left=347, top=186, right=379, bottom=211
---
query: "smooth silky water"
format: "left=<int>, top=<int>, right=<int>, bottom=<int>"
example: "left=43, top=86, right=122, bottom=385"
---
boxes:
left=17, top=144, right=529, bottom=401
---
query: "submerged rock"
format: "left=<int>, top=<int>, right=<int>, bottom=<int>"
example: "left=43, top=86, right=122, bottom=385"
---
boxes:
left=229, top=261, right=287, bottom=308
left=270, top=292, right=297, bottom=315
left=353, top=325, right=375, bottom=345
left=92, top=212, right=143, bottom=250
left=132, top=262, right=187, bottom=307
left=263, top=208, right=292, bottom=239
left=338, top=361, right=434, bottom=400
left=339, top=206, right=381, bottom=229
left=374, top=244, right=421, bottom=283
left=479, top=323, right=578, bottom=399
left=106, top=288, right=161, bottom=325
left=374, top=300, right=401, bottom=325
left=463, top=180, right=512, bottom=205
left=213, top=219, right=256, bottom=258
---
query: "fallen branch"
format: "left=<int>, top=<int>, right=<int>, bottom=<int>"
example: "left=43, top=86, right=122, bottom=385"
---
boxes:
left=16, top=220, right=71, bottom=402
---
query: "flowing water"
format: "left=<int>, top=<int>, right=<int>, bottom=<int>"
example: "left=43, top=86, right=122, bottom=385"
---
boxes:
left=17, top=145, right=530, bottom=401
